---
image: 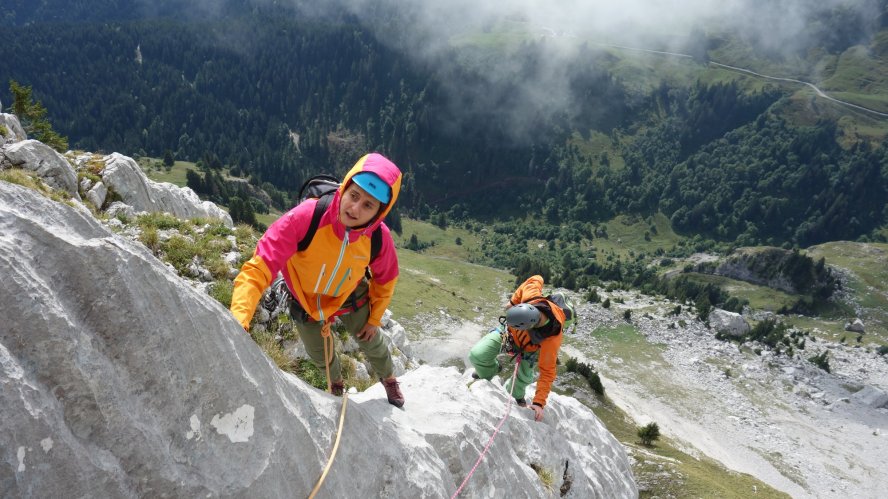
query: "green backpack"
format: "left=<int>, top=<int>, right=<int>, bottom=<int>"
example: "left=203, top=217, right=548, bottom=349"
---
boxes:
left=548, top=292, right=577, bottom=334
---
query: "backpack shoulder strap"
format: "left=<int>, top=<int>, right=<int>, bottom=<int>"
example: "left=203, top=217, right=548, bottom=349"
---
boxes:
left=370, top=227, right=382, bottom=262
left=362, top=227, right=384, bottom=280
left=297, top=193, right=333, bottom=252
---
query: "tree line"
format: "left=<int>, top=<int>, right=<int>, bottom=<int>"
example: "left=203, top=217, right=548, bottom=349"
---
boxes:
left=2, top=11, right=885, bottom=256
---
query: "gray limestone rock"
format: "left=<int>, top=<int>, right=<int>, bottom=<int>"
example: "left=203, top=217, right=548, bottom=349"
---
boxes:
left=0, top=181, right=637, bottom=498
left=101, top=152, right=233, bottom=227
left=709, top=308, right=750, bottom=338
left=1, top=139, right=80, bottom=199
left=845, top=319, right=865, bottom=334
left=0, top=113, right=27, bottom=145
left=851, top=386, right=888, bottom=409
left=105, top=201, right=138, bottom=219
left=85, top=181, right=108, bottom=209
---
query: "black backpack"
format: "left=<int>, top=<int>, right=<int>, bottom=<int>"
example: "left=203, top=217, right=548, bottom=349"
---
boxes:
left=297, top=174, right=383, bottom=262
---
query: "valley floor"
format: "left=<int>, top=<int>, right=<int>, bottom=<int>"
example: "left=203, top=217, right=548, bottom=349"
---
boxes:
left=406, top=294, right=888, bottom=499
left=564, top=294, right=888, bottom=499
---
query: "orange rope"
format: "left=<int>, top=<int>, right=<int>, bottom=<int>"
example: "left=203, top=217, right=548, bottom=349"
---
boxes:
left=309, top=320, right=348, bottom=498
left=321, top=321, right=334, bottom=393
left=308, top=392, right=349, bottom=499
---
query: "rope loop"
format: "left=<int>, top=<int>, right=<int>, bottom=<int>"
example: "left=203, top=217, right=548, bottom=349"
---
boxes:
left=451, top=357, right=522, bottom=498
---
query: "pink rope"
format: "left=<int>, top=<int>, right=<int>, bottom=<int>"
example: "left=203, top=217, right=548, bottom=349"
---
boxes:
left=450, top=358, right=521, bottom=499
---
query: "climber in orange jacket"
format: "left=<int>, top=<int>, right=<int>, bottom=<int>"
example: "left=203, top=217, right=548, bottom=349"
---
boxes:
left=230, top=153, right=405, bottom=407
left=469, top=275, right=565, bottom=421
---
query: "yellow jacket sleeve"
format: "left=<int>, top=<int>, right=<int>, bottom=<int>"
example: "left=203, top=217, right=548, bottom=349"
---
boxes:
left=230, top=254, right=273, bottom=330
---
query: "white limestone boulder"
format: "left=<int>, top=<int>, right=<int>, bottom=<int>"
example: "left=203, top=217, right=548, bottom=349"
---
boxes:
left=1, top=139, right=80, bottom=199
left=101, top=152, right=233, bottom=227
left=851, top=386, right=888, bottom=409
left=0, top=181, right=637, bottom=498
left=85, top=181, right=108, bottom=209
left=0, top=113, right=27, bottom=145
left=845, top=319, right=865, bottom=334
left=709, top=308, right=750, bottom=337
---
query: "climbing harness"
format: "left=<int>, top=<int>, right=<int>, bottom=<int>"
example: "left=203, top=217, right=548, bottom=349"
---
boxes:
left=450, top=356, right=522, bottom=499
left=497, top=317, right=517, bottom=356
left=308, top=320, right=349, bottom=499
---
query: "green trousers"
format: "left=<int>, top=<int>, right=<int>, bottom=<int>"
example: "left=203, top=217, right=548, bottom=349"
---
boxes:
left=468, top=329, right=537, bottom=400
left=293, top=281, right=394, bottom=382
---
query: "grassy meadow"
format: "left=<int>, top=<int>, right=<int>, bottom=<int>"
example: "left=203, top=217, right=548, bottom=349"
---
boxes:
left=389, top=218, right=515, bottom=333
left=136, top=156, right=195, bottom=186
left=806, top=241, right=888, bottom=343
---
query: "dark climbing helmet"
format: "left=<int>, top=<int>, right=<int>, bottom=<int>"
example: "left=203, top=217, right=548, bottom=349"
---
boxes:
left=506, top=303, right=540, bottom=330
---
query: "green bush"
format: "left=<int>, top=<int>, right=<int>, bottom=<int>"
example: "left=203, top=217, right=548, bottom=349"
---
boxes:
left=140, top=226, right=160, bottom=254
left=565, top=357, right=604, bottom=396
left=808, top=351, right=831, bottom=373
left=252, top=329, right=294, bottom=372
left=745, top=318, right=792, bottom=352
left=637, top=422, right=660, bottom=446
left=405, top=233, right=432, bottom=251
left=602, top=298, right=611, bottom=309
left=587, top=371, right=604, bottom=396
left=530, top=463, right=555, bottom=493
left=293, top=358, right=327, bottom=390
left=209, top=279, right=234, bottom=308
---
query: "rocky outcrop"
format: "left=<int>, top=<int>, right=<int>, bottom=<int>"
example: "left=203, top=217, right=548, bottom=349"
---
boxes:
left=0, top=181, right=636, bottom=498
left=0, top=139, right=80, bottom=200
left=85, top=180, right=108, bottom=209
left=845, top=318, right=865, bottom=334
left=851, top=386, right=888, bottom=409
left=0, top=113, right=27, bottom=145
left=709, top=247, right=836, bottom=300
left=709, top=308, right=750, bottom=337
left=713, top=248, right=797, bottom=293
left=100, top=152, right=233, bottom=227
left=1, top=114, right=232, bottom=228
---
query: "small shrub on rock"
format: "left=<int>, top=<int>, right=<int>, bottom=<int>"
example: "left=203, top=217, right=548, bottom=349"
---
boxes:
left=808, top=351, right=831, bottom=373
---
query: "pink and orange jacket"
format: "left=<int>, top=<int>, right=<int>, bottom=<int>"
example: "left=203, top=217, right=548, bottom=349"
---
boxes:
left=230, top=153, right=402, bottom=330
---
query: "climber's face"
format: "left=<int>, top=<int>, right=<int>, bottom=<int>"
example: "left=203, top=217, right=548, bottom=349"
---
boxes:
left=339, top=183, right=381, bottom=228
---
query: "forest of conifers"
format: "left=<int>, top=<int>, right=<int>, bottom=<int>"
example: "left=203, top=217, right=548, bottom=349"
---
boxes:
left=3, top=1, right=887, bottom=258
